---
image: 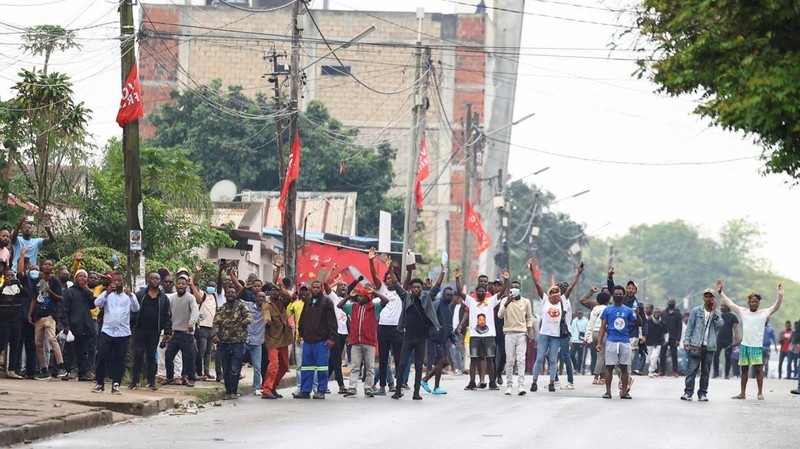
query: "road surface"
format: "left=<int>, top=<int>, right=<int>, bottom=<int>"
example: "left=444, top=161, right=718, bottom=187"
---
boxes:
left=29, top=374, right=800, bottom=448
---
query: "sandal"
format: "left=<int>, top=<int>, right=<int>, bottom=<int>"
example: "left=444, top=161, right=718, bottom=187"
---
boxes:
left=602, top=392, right=612, bottom=399
left=464, top=382, right=477, bottom=391
left=757, top=394, right=764, bottom=400
left=620, top=394, right=632, bottom=399
left=731, top=394, right=746, bottom=400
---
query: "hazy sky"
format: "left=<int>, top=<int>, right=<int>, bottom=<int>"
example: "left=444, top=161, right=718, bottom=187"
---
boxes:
left=2, top=0, right=798, bottom=282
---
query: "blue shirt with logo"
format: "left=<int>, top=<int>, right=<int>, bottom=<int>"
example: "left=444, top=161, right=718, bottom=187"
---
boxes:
left=600, top=304, right=637, bottom=343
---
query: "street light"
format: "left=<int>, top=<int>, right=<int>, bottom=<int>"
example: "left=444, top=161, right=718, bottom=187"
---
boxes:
left=301, top=26, right=377, bottom=71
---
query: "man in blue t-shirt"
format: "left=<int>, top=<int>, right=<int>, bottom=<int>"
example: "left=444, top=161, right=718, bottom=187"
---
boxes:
left=596, top=285, right=642, bottom=400
left=11, top=217, right=56, bottom=272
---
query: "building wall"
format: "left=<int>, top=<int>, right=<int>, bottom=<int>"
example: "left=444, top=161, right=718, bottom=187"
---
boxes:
left=139, top=3, right=495, bottom=274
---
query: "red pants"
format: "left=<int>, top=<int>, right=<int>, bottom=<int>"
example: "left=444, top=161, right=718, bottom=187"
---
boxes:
left=261, top=346, right=289, bottom=393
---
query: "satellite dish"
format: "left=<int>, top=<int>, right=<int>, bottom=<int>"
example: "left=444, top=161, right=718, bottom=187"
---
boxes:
left=209, top=180, right=237, bottom=202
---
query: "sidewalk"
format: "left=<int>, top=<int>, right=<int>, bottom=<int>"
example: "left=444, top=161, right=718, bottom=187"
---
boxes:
left=0, top=369, right=297, bottom=446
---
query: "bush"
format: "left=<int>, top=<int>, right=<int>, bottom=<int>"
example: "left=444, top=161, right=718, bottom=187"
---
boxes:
left=54, top=246, right=127, bottom=274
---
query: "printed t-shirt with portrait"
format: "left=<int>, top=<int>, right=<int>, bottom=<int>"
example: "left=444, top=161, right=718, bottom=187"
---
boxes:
left=377, top=284, right=402, bottom=326
left=600, top=304, right=637, bottom=343
left=464, top=294, right=499, bottom=337
left=538, top=294, right=569, bottom=337
left=328, top=291, right=349, bottom=335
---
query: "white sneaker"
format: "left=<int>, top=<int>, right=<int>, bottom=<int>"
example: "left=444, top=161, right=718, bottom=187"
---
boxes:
left=253, top=389, right=262, bottom=396
left=553, top=381, right=560, bottom=387
left=561, top=383, right=574, bottom=390
left=505, top=386, right=512, bottom=395
left=648, top=372, right=655, bottom=378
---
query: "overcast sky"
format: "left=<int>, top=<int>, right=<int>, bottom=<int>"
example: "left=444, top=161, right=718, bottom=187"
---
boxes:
left=2, top=0, right=798, bottom=282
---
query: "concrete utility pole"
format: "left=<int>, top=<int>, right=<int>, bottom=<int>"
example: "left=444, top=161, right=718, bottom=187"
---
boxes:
left=461, top=102, right=474, bottom=275
left=120, top=0, right=142, bottom=286
left=283, top=0, right=301, bottom=285
left=401, top=8, right=428, bottom=268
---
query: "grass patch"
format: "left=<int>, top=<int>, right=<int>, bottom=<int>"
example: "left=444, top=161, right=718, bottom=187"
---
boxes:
left=190, top=386, right=224, bottom=404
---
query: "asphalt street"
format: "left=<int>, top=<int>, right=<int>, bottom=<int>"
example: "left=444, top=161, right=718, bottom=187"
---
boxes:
left=29, top=374, right=800, bottom=449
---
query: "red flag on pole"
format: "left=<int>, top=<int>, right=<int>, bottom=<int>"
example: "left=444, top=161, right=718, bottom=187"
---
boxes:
left=464, top=200, right=491, bottom=254
left=116, top=62, right=144, bottom=127
left=414, top=136, right=430, bottom=211
left=279, top=132, right=301, bottom=221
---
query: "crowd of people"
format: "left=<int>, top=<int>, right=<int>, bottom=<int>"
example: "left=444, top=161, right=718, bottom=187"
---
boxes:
left=2, top=219, right=799, bottom=402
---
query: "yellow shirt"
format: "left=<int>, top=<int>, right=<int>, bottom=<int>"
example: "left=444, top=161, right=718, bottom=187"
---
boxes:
left=90, top=285, right=104, bottom=320
left=286, top=299, right=304, bottom=337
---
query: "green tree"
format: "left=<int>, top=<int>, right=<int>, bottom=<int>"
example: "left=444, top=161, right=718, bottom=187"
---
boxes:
left=21, top=25, right=80, bottom=75
left=630, top=1, right=800, bottom=179
left=148, top=81, right=403, bottom=237
left=82, top=139, right=232, bottom=264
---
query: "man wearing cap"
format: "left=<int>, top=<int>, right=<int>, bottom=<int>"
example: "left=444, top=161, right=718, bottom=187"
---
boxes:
left=498, top=283, right=534, bottom=395
left=718, top=280, right=784, bottom=400
left=681, top=289, right=722, bottom=401
left=607, top=269, right=648, bottom=378
left=60, top=270, right=96, bottom=382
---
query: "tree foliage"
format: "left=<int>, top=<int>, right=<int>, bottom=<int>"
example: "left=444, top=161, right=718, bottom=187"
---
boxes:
left=148, top=81, right=404, bottom=237
left=630, top=1, right=800, bottom=179
left=81, top=139, right=233, bottom=265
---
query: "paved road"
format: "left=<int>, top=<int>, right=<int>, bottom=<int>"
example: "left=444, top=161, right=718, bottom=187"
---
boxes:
left=29, top=374, right=800, bottom=448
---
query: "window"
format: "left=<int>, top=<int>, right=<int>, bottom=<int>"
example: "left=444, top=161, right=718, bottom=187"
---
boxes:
left=321, top=65, right=351, bottom=76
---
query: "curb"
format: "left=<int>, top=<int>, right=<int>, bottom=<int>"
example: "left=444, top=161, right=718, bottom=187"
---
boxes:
left=0, top=410, right=113, bottom=447
left=64, top=397, right=176, bottom=417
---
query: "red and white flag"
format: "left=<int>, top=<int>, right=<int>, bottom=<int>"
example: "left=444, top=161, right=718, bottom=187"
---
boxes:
left=116, top=62, right=144, bottom=127
left=279, top=132, right=301, bottom=221
left=414, top=136, right=430, bottom=211
left=464, top=200, right=491, bottom=254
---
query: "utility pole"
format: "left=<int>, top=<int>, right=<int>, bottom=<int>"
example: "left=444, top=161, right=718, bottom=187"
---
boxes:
left=120, top=0, right=142, bottom=286
left=401, top=8, right=428, bottom=268
left=461, top=102, right=473, bottom=275
left=266, top=48, right=287, bottom=183
left=283, top=0, right=301, bottom=285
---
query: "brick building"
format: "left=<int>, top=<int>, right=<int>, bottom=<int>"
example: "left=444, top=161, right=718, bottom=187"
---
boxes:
left=138, top=1, right=521, bottom=277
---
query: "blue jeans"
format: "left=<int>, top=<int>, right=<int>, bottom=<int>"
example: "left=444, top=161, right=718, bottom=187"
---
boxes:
left=558, top=336, right=574, bottom=384
left=450, top=333, right=465, bottom=371
left=244, top=343, right=263, bottom=389
left=679, top=348, right=689, bottom=374
left=166, top=331, right=196, bottom=381
left=684, top=346, right=713, bottom=397
left=373, top=353, right=396, bottom=387
left=300, top=341, right=330, bottom=394
left=532, top=334, right=560, bottom=382
left=218, top=342, right=244, bottom=395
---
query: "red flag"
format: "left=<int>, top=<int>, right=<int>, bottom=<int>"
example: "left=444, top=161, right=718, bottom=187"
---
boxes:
left=532, top=257, right=541, bottom=282
left=116, top=62, right=144, bottom=127
left=279, top=132, right=301, bottom=221
left=464, top=200, right=491, bottom=254
left=414, top=136, right=430, bottom=211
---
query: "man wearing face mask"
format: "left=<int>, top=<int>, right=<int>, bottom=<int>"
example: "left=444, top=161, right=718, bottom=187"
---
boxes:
left=661, top=298, right=683, bottom=376
left=60, top=270, right=96, bottom=382
left=163, top=276, right=200, bottom=387
left=498, top=284, right=534, bottom=395
left=131, top=272, right=172, bottom=390
left=92, top=273, right=139, bottom=394
left=597, top=284, right=643, bottom=399
left=646, top=308, right=668, bottom=377
left=420, top=283, right=456, bottom=395
left=455, top=267, right=510, bottom=391
left=339, top=285, right=380, bottom=398
left=28, top=258, right=66, bottom=379
left=194, top=264, right=217, bottom=382
left=606, top=269, right=647, bottom=377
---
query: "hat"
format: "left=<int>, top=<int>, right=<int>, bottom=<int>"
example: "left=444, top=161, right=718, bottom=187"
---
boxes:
left=356, top=286, right=368, bottom=296
left=75, top=269, right=88, bottom=277
left=627, top=280, right=637, bottom=288
left=176, top=267, right=190, bottom=275
left=101, top=270, right=115, bottom=279
left=703, top=288, right=716, bottom=296
left=492, top=279, right=503, bottom=285
left=299, top=283, right=310, bottom=290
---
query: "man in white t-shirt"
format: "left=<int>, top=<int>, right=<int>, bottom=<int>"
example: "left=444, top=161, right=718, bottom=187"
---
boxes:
left=325, top=276, right=351, bottom=394
left=369, top=248, right=406, bottom=396
left=455, top=267, right=509, bottom=391
left=718, top=280, right=783, bottom=400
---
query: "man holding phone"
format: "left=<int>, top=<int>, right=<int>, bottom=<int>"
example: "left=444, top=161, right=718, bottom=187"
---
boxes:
left=92, top=273, right=139, bottom=394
